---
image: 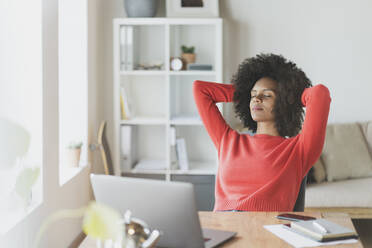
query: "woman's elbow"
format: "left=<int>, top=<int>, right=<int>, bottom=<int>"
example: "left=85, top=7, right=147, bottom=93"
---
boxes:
left=192, top=80, right=204, bottom=95
left=314, top=84, right=332, bottom=103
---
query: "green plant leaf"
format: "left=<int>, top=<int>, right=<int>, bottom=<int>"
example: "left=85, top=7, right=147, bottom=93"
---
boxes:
left=181, top=45, right=195, bottom=54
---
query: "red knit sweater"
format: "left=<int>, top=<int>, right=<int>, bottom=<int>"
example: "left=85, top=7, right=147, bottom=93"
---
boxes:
left=193, top=80, right=331, bottom=211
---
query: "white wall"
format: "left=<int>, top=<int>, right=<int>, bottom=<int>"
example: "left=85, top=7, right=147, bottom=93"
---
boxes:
left=0, top=0, right=104, bottom=247
left=88, top=0, right=106, bottom=175
left=220, top=0, right=372, bottom=126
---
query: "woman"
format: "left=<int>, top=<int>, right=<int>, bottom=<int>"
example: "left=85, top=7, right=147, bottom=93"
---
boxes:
left=193, top=53, right=331, bottom=211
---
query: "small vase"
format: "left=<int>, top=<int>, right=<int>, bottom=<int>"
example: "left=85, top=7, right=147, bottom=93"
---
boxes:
left=124, top=0, right=158, bottom=17
left=64, top=148, right=81, bottom=167
left=181, top=53, right=196, bottom=64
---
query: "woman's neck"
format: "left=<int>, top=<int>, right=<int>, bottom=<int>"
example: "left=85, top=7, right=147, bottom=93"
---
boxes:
left=256, top=122, right=280, bottom=136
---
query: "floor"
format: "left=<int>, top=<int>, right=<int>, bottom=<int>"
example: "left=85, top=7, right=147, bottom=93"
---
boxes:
left=352, top=219, right=372, bottom=248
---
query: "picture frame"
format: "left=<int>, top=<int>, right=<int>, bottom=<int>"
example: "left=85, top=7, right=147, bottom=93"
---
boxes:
left=166, top=0, right=219, bottom=18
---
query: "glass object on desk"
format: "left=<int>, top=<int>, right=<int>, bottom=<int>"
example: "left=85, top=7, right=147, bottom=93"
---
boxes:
left=95, top=210, right=161, bottom=248
left=123, top=210, right=160, bottom=248
left=95, top=239, right=119, bottom=248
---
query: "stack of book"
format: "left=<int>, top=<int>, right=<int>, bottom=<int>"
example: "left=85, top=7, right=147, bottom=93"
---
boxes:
left=287, top=219, right=358, bottom=242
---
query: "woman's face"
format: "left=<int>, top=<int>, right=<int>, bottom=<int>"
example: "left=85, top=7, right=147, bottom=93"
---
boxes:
left=250, top=77, right=278, bottom=122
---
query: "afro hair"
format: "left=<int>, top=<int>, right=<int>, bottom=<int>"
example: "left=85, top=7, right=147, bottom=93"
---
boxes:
left=232, top=53, right=312, bottom=137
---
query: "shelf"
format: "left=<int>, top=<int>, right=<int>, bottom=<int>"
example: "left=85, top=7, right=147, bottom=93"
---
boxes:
left=170, top=115, right=202, bottom=126
left=120, top=70, right=166, bottom=76
left=114, top=18, right=222, bottom=26
left=130, top=158, right=168, bottom=174
left=120, top=70, right=215, bottom=76
left=170, top=24, right=217, bottom=70
left=120, top=116, right=167, bottom=125
left=170, top=161, right=217, bottom=175
left=169, top=71, right=216, bottom=76
left=129, top=169, right=168, bottom=174
left=114, top=18, right=222, bottom=181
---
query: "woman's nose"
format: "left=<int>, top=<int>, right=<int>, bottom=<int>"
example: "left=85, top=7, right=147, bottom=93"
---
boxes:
left=252, top=95, right=263, bottom=102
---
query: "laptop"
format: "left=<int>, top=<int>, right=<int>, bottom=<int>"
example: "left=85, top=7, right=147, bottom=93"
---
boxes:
left=90, top=174, right=236, bottom=248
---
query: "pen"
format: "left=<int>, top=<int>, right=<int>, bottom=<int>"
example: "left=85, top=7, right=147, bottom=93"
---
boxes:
left=313, top=221, right=329, bottom=233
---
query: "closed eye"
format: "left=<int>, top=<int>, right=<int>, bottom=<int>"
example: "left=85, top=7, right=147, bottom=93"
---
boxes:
left=251, top=95, right=272, bottom=98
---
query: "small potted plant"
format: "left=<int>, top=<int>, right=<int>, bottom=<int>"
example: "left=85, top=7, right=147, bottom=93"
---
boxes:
left=65, top=141, right=83, bottom=167
left=181, top=45, right=196, bottom=65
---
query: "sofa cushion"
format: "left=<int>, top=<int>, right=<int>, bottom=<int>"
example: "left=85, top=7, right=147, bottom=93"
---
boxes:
left=312, top=157, right=326, bottom=183
left=306, top=177, right=372, bottom=207
left=360, top=121, right=372, bottom=156
left=322, top=123, right=372, bottom=181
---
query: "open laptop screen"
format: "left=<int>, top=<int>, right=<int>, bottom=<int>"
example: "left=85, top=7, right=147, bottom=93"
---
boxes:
left=90, top=174, right=205, bottom=248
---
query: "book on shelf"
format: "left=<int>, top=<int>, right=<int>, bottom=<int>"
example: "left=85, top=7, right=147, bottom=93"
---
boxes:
left=120, top=125, right=136, bottom=171
left=120, top=25, right=133, bottom=71
left=120, top=94, right=127, bottom=119
left=175, top=138, right=189, bottom=170
left=290, top=219, right=358, bottom=242
left=170, top=126, right=176, bottom=146
left=170, top=127, right=177, bottom=168
left=120, top=84, right=132, bottom=120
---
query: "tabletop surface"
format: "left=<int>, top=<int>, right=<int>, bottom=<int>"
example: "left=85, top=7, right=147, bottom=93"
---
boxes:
left=79, top=211, right=362, bottom=248
left=198, top=211, right=362, bottom=248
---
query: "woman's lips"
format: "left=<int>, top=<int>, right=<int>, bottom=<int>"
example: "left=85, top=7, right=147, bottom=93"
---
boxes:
left=252, top=107, right=263, bottom=111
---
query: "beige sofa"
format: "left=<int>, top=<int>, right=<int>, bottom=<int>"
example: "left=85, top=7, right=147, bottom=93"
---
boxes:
left=305, top=121, right=372, bottom=219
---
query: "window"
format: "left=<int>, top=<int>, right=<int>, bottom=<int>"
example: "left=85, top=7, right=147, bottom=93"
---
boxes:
left=0, top=0, right=43, bottom=234
left=58, top=0, right=88, bottom=185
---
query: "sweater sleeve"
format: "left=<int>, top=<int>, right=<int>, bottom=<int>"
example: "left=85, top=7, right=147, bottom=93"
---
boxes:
left=299, top=84, right=331, bottom=176
left=193, top=80, right=235, bottom=150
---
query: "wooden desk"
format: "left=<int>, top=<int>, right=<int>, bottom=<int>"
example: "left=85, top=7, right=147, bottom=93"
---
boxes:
left=199, top=212, right=361, bottom=248
left=79, top=212, right=362, bottom=248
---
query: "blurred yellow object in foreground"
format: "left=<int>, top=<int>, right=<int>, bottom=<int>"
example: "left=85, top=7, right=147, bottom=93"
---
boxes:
left=34, top=201, right=123, bottom=248
left=83, top=201, right=123, bottom=241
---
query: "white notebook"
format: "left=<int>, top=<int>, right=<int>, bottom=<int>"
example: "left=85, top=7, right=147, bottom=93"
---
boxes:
left=290, top=219, right=358, bottom=242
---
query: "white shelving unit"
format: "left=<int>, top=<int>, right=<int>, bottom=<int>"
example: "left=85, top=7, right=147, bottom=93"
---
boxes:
left=113, top=18, right=223, bottom=181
